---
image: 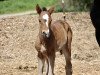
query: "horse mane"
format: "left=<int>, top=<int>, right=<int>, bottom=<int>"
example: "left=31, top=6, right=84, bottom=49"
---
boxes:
left=42, top=7, right=47, bottom=11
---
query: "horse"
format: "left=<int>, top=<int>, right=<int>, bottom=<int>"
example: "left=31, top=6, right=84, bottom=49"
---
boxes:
left=90, top=0, right=100, bottom=46
left=35, top=4, right=72, bottom=75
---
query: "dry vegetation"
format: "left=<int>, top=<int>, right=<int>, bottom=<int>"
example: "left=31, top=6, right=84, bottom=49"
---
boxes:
left=0, top=12, right=100, bottom=75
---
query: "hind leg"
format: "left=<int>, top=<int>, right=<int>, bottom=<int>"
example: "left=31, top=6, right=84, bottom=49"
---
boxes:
left=62, top=24, right=72, bottom=75
left=62, top=46, right=72, bottom=75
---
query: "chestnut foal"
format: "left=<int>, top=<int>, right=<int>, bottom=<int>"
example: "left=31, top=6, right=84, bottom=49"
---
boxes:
left=35, top=4, right=72, bottom=75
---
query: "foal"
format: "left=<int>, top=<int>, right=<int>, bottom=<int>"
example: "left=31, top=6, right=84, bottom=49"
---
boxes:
left=35, top=4, right=72, bottom=75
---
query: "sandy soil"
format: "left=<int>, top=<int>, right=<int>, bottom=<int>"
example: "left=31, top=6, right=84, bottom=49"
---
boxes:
left=0, top=12, right=100, bottom=75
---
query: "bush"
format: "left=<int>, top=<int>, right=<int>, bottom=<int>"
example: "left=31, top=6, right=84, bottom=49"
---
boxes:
left=55, top=0, right=94, bottom=12
left=0, top=0, right=5, bottom=1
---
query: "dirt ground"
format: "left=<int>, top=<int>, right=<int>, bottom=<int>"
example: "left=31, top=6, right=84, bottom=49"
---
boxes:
left=0, top=12, right=100, bottom=75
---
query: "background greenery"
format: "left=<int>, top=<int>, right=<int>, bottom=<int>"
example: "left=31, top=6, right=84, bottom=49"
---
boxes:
left=0, top=0, right=94, bottom=14
left=0, top=0, right=56, bottom=14
left=56, top=0, right=94, bottom=12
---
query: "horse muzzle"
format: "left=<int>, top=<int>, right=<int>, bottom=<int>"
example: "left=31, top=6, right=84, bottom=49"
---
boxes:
left=42, top=30, right=50, bottom=38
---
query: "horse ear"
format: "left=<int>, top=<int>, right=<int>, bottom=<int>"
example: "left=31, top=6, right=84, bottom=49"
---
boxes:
left=48, top=6, right=55, bottom=15
left=36, top=4, right=42, bottom=14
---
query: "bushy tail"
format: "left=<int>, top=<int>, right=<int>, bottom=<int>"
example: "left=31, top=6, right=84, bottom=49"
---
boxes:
left=61, top=0, right=66, bottom=21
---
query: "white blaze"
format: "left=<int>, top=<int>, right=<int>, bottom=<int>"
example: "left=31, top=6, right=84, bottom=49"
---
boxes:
left=42, top=14, right=50, bottom=38
left=43, top=14, right=49, bottom=27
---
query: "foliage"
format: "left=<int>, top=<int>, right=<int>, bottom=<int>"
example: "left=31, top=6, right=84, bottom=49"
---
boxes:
left=55, top=0, right=94, bottom=12
left=72, top=0, right=93, bottom=11
left=0, top=0, right=94, bottom=14
left=0, top=0, right=56, bottom=14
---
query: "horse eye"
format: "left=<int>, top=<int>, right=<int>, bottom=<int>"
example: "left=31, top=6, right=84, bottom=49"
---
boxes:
left=39, top=20, right=41, bottom=22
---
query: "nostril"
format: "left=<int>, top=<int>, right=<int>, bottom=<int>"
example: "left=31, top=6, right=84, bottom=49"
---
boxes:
left=42, top=32, right=48, bottom=36
left=43, top=32, right=45, bottom=34
left=42, top=32, right=47, bottom=36
left=42, top=31, right=49, bottom=38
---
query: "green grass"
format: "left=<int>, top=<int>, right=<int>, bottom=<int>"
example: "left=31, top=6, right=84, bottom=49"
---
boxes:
left=0, top=0, right=57, bottom=14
